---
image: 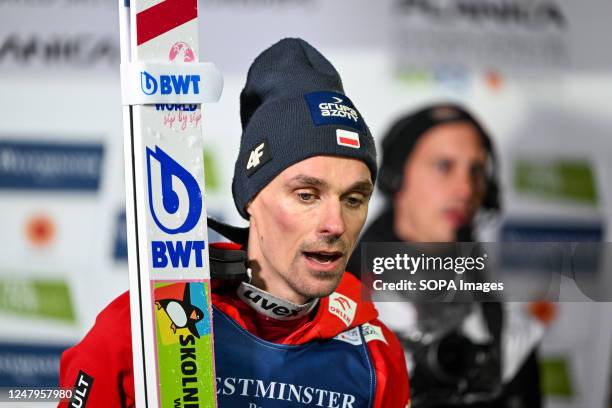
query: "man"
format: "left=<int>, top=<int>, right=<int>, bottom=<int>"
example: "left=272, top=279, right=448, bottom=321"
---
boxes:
left=59, top=38, right=410, bottom=407
left=348, top=104, right=498, bottom=247
left=348, top=104, right=541, bottom=408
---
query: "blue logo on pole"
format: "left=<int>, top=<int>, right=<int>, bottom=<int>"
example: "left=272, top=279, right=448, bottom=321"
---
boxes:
left=146, top=146, right=202, bottom=234
left=141, top=71, right=158, bottom=95
left=140, top=71, right=201, bottom=96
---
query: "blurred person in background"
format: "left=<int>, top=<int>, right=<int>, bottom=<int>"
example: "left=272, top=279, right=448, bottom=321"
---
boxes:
left=348, top=103, right=542, bottom=408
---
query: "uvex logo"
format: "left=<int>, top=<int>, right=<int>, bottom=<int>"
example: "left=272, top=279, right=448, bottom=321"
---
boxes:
left=242, top=290, right=300, bottom=318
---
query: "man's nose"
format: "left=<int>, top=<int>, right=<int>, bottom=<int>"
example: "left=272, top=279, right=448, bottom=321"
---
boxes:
left=317, top=199, right=346, bottom=238
left=454, top=169, right=476, bottom=201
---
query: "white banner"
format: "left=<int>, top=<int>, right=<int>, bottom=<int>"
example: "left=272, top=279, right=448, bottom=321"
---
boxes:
left=2, top=0, right=611, bottom=75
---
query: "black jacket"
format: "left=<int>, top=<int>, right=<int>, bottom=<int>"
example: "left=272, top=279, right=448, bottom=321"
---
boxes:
left=348, top=207, right=542, bottom=408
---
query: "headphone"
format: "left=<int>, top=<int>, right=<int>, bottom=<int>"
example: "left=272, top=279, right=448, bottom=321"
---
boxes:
left=378, top=104, right=501, bottom=212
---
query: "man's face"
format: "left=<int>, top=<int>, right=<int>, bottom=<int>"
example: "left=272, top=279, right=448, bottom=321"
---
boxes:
left=393, top=122, right=488, bottom=242
left=246, top=156, right=373, bottom=304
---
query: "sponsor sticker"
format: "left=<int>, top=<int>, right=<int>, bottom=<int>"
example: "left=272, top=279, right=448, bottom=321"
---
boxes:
left=146, top=146, right=207, bottom=272
left=154, top=282, right=215, bottom=407
left=328, top=292, right=357, bottom=327
left=304, top=91, right=363, bottom=131
left=362, top=323, right=388, bottom=345
left=146, top=145, right=202, bottom=235
left=140, top=70, right=201, bottom=96
left=333, top=327, right=363, bottom=346
left=69, top=371, right=94, bottom=408
left=245, top=139, right=271, bottom=176
left=237, top=282, right=317, bottom=320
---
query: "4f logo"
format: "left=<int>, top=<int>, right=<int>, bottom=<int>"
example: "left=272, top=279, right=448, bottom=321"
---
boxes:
left=146, top=146, right=202, bottom=234
left=140, top=71, right=201, bottom=96
left=245, top=140, right=271, bottom=177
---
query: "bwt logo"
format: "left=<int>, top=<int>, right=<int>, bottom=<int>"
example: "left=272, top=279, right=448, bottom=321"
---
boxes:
left=140, top=71, right=201, bottom=96
left=147, top=146, right=205, bottom=270
left=146, top=145, right=202, bottom=234
left=152, top=240, right=206, bottom=268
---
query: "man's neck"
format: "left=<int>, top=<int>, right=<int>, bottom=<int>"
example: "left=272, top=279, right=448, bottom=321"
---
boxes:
left=237, top=282, right=318, bottom=321
left=246, top=225, right=311, bottom=305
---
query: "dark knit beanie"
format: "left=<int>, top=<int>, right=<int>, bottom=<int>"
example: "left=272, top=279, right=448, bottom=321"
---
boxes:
left=378, top=103, right=495, bottom=196
left=232, top=38, right=377, bottom=219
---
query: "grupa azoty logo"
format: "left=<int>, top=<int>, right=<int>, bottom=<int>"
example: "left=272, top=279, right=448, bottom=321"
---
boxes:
left=318, top=96, right=359, bottom=123
left=146, top=146, right=202, bottom=234
left=140, top=70, right=201, bottom=96
left=304, top=91, right=363, bottom=132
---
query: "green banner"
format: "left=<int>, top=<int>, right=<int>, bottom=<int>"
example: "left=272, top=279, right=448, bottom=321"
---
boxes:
left=0, top=277, right=75, bottom=323
left=514, top=159, right=598, bottom=205
left=203, top=150, right=219, bottom=192
left=540, top=356, right=574, bottom=398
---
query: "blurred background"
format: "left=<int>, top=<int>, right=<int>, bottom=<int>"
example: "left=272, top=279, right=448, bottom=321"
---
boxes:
left=0, top=0, right=611, bottom=406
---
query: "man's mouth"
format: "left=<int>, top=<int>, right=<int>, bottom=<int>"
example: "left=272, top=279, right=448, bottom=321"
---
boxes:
left=445, top=209, right=470, bottom=227
left=302, top=250, right=343, bottom=265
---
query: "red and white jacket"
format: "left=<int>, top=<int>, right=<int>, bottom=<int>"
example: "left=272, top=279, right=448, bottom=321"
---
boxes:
left=59, top=256, right=410, bottom=407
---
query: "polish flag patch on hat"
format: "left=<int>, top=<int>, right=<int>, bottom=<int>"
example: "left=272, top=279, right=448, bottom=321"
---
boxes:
left=336, top=129, right=360, bottom=149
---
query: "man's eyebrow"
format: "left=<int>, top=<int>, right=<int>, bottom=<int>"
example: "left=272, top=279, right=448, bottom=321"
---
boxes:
left=287, top=175, right=329, bottom=189
left=345, top=180, right=374, bottom=195
left=287, top=175, right=373, bottom=195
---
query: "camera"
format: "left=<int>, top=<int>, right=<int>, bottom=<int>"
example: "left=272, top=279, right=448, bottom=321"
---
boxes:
left=400, top=305, right=503, bottom=407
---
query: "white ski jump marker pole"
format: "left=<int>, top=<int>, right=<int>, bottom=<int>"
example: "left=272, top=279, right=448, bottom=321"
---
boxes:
left=118, top=0, right=222, bottom=406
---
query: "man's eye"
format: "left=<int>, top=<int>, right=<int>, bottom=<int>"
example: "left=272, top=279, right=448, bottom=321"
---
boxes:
left=436, top=160, right=452, bottom=173
left=345, top=196, right=364, bottom=207
left=297, top=192, right=316, bottom=202
left=471, top=164, right=486, bottom=180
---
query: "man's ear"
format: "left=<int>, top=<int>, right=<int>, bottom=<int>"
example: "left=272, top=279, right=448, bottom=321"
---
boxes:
left=245, top=200, right=254, bottom=217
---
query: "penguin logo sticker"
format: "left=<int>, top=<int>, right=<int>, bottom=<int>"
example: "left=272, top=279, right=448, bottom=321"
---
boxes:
left=154, top=282, right=211, bottom=345
left=146, top=146, right=202, bottom=234
left=156, top=284, right=204, bottom=338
